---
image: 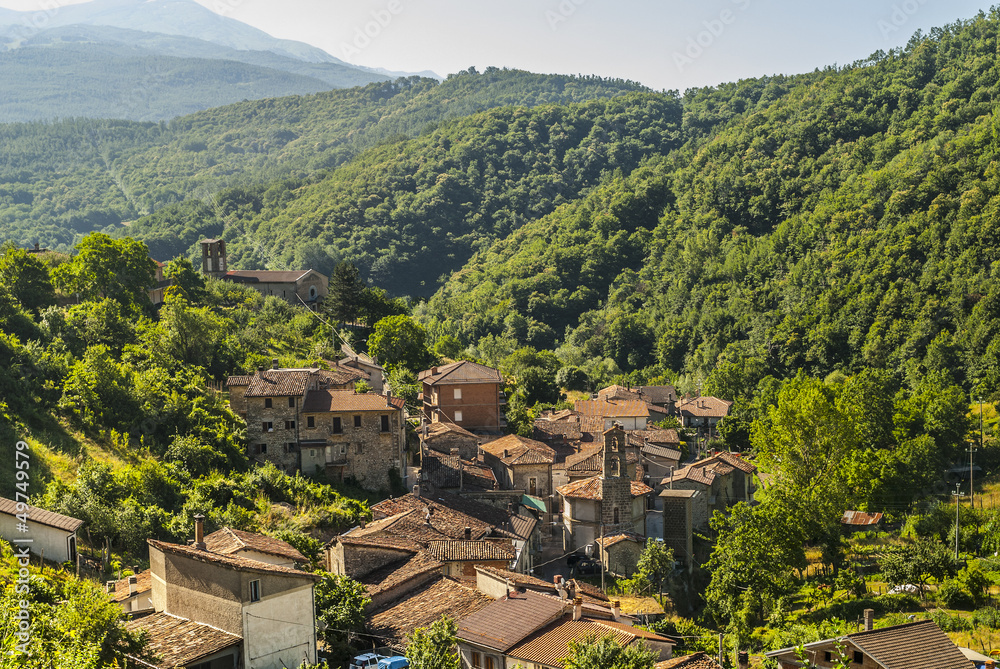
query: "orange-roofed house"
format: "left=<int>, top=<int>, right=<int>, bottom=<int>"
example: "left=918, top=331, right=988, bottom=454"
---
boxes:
left=480, top=434, right=557, bottom=500
left=419, top=361, right=506, bottom=433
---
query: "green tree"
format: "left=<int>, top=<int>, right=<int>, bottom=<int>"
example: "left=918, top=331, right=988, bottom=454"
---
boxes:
left=636, top=538, right=674, bottom=598
left=52, top=233, right=156, bottom=308
left=326, top=262, right=365, bottom=324
left=0, top=243, right=56, bottom=313
left=164, top=256, right=208, bottom=303
left=877, top=538, right=956, bottom=599
left=406, top=616, right=461, bottom=669
left=314, top=574, right=370, bottom=664
left=560, top=633, right=658, bottom=669
left=367, top=315, right=431, bottom=371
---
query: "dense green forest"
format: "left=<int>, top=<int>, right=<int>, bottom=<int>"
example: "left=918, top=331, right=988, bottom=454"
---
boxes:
left=0, top=69, right=649, bottom=252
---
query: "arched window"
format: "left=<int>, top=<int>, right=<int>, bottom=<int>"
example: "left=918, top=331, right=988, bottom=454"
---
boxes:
left=309, top=285, right=317, bottom=299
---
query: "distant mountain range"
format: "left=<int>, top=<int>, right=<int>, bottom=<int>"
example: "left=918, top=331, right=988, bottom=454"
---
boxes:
left=0, top=0, right=437, bottom=122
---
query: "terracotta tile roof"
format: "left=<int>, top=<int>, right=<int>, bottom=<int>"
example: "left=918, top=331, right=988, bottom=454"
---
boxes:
left=147, top=540, right=319, bottom=579
left=506, top=616, right=672, bottom=667
left=627, top=428, right=680, bottom=445
left=458, top=589, right=569, bottom=651
left=676, top=396, right=732, bottom=418
left=125, top=612, right=241, bottom=668
left=203, top=528, right=306, bottom=563
left=637, top=385, right=677, bottom=404
left=841, top=511, right=884, bottom=526
left=482, top=435, right=556, bottom=466
left=423, top=450, right=497, bottom=491
left=338, top=534, right=424, bottom=552
left=226, top=375, right=253, bottom=387
left=301, top=389, right=405, bottom=412
left=345, top=510, right=415, bottom=537
left=359, top=551, right=443, bottom=598
left=533, top=416, right=584, bottom=443
left=656, top=651, right=724, bottom=668
left=556, top=476, right=653, bottom=500
left=597, top=385, right=644, bottom=402
left=574, top=399, right=650, bottom=418
left=473, top=565, right=609, bottom=604
left=111, top=569, right=152, bottom=603
left=244, top=369, right=314, bottom=397
left=427, top=540, right=516, bottom=562
left=664, top=465, right=716, bottom=487
left=641, top=444, right=682, bottom=461
left=596, top=532, right=645, bottom=548
left=423, top=421, right=479, bottom=442
left=369, top=576, right=493, bottom=644
left=847, top=619, right=970, bottom=669
left=715, top=451, right=755, bottom=473
left=0, top=497, right=84, bottom=532
left=768, top=619, right=970, bottom=669
left=316, top=366, right=365, bottom=386
left=565, top=449, right=638, bottom=473
left=418, top=361, right=503, bottom=385
left=372, top=493, right=536, bottom=543
left=224, top=269, right=313, bottom=283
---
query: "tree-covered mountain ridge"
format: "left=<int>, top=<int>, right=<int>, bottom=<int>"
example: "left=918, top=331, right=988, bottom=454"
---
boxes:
left=417, top=10, right=1000, bottom=398
left=0, top=68, right=650, bottom=252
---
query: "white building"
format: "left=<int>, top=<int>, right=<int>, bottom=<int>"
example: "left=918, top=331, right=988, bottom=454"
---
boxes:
left=0, top=497, right=83, bottom=564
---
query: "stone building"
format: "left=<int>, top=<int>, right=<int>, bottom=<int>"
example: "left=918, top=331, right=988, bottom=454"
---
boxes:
left=661, top=452, right=756, bottom=530
left=421, top=420, right=480, bottom=460
left=596, top=532, right=645, bottom=577
left=126, top=518, right=320, bottom=669
left=658, top=489, right=696, bottom=568
left=200, top=238, right=329, bottom=307
left=233, top=363, right=405, bottom=491
left=479, top=434, right=556, bottom=500
left=556, top=426, right=653, bottom=551
left=419, top=361, right=505, bottom=433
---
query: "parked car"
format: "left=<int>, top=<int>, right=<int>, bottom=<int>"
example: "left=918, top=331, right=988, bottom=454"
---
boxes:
left=573, top=558, right=601, bottom=576
left=378, top=657, right=409, bottom=669
left=349, top=653, right=382, bottom=669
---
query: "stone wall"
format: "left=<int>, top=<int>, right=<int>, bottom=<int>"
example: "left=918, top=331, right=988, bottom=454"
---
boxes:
left=510, top=462, right=552, bottom=500
left=246, top=395, right=302, bottom=473
left=327, top=541, right=414, bottom=579
left=424, top=432, right=479, bottom=460
left=601, top=540, right=642, bottom=577
left=660, top=493, right=694, bottom=567
left=668, top=480, right=710, bottom=529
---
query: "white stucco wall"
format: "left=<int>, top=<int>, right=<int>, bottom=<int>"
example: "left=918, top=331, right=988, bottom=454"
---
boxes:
left=242, top=582, right=316, bottom=669
left=0, top=513, right=75, bottom=563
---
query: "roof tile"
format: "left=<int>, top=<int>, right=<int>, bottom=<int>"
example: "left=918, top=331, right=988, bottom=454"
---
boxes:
left=0, top=497, right=84, bottom=533
left=125, top=612, right=241, bottom=668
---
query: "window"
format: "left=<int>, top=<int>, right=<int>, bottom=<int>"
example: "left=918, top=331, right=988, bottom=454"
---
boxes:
left=307, top=416, right=315, bottom=428
left=285, top=443, right=297, bottom=453
left=309, top=286, right=317, bottom=299
left=285, top=420, right=296, bottom=430
left=471, top=652, right=481, bottom=668
left=380, top=415, right=390, bottom=432
left=264, top=398, right=272, bottom=408
left=353, top=415, right=362, bottom=428
left=333, top=417, right=343, bottom=434
left=485, top=657, right=495, bottom=669
left=529, top=477, right=537, bottom=496
left=309, top=449, right=316, bottom=457
left=453, top=387, right=462, bottom=400
left=853, top=652, right=864, bottom=665
left=824, top=652, right=832, bottom=662
left=355, top=443, right=363, bottom=455
left=258, top=443, right=267, bottom=454
left=454, top=410, right=463, bottom=422
left=288, top=396, right=295, bottom=408
left=249, top=579, right=261, bottom=602
left=613, top=507, right=620, bottom=524
left=262, top=422, right=273, bottom=432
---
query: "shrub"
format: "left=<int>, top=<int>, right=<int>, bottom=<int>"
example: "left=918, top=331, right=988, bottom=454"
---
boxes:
left=937, top=578, right=975, bottom=610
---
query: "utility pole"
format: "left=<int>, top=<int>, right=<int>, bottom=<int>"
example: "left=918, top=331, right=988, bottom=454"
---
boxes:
left=954, top=485, right=966, bottom=561
left=600, top=522, right=606, bottom=593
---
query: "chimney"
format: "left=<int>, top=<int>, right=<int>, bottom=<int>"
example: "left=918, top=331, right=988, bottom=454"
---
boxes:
left=572, top=597, right=583, bottom=621
left=464, top=526, right=472, bottom=540
left=612, top=599, right=621, bottom=621
left=193, top=514, right=206, bottom=550
left=864, top=608, right=874, bottom=631
left=272, top=358, right=279, bottom=370
left=555, top=575, right=567, bottom=599
left=255, top=366, right=264, bottom=377
left=128, top=575, right=138, bottom=597
left=386, top=389, right=393, bottom=406
left=503, top=449, right=509, bottom=458
left=33, top=242, right=39, bottom=251
left=431, top=366, right=438, bottom=375
left=105, top=581, right=116, bottom=594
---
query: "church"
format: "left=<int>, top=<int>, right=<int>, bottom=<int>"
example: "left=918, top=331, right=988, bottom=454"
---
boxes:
left=200, top=238, right=328, bottom=307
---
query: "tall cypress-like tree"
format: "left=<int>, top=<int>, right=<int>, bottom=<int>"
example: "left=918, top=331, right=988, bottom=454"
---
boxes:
left=326, top=262, right=364, bottom=325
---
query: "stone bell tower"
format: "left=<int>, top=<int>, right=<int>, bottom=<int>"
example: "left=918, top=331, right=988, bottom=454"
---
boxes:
left=200, top=238, right=227, bottom=276
left=601, top=423, right=632, bottom=534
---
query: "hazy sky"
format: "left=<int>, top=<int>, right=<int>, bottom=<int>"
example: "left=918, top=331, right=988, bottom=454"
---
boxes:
left=0, top=0, right=994, bottom=90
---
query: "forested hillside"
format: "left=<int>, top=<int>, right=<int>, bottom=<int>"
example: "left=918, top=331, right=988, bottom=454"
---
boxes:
left=0, top=68, right=649, bottom=251
left=418, top=12, right=1000, bottom=400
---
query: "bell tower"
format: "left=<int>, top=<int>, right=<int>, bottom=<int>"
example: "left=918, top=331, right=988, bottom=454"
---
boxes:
left=601, top=423, right=632, bottom=534
left=200, top=238, right=227, bottom=276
